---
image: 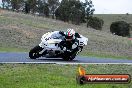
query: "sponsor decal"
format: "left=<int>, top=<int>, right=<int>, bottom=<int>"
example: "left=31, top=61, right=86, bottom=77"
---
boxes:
left=76, top=66, right=131, bottom=84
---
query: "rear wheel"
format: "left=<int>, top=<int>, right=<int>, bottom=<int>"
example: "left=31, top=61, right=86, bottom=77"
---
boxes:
left=29, top=45, right=43, bottom=59
left=62, top=51, right=76, bottom=61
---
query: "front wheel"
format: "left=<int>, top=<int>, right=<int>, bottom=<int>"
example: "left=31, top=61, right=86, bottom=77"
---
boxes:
left=29, top=45, right=43, bottom=59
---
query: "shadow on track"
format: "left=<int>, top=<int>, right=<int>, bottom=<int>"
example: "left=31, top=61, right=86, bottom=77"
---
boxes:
left=33, top=57, right=80, bottom=62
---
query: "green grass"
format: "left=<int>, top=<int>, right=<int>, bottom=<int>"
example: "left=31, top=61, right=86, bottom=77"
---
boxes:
left=0, top=47, right=28, bottom=52
left=80, top=51, right=132, bottom=60
left=0, top=64, right=131, bottom=88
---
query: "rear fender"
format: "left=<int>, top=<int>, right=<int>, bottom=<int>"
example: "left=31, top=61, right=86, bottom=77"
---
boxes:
left=77, top=35, right=88, bottom=46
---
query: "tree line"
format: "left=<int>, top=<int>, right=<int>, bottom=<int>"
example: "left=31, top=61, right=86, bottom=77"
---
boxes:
left=1, top=0, right=95, bottom=25
left=1, top=0, right=131, bottom=37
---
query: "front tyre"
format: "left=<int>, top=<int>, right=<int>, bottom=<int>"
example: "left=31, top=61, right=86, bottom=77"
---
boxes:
left=29, top=45, right=43, bottom=59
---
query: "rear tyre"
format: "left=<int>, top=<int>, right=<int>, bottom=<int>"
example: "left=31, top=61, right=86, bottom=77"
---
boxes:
left=62, top=51, right=76, bottom=61
left=62, top=57, right=70, bottom=61
left=29, top=45, right=43, bottom=59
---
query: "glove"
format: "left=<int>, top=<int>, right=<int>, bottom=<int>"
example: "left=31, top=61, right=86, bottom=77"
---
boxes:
left=58, top=41, right=64, bottom=50
left=59, top=31, right=65, bottom=36
left=74, top=39, right=79, bottom=46
left=75, top=33, right=81, bottom=38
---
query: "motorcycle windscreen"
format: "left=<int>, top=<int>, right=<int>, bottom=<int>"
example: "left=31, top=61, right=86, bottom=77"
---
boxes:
left=45, top=39, right=62, bottom=50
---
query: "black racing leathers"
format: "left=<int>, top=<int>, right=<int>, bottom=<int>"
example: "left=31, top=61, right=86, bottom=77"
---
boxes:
left=58, top=31, right=81, bottom=51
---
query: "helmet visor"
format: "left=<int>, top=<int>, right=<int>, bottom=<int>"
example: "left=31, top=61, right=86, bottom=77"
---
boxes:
left=66, top=35, right=73, bottom=39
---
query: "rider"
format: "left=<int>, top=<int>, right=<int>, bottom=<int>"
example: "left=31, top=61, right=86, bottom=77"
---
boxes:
left=39, top=28, right=81, bottom=55
left=58, top=28, right=80, bottom=50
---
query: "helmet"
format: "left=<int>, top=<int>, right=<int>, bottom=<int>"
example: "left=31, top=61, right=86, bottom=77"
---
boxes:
left=65, top=28, right=75, bottom=40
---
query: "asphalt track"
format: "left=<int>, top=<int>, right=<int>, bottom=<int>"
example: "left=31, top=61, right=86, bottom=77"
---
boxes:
left=0, top=52, right=132, bottom=64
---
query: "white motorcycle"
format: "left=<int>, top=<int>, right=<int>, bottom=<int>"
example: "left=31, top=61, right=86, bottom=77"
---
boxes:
left=29, top=32, right=88, bottom=61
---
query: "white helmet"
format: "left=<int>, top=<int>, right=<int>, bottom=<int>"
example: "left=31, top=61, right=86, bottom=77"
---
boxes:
left=65, top=28, right=75, bottom=39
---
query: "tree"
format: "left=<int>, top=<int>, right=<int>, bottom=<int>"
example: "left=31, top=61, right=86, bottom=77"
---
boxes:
left=48, top=0, right=60, bottom=19
left=84, top=0, right=95, bottom=22
left=69, top=1, right=83, bottom=25
left=55, top=0, right=70, bottom=22
left=37, top=0, right=44, bottom=15
left=25, top=1, right=30, bottom=13
left=55, top=0, right=95, bottom=25
left=2, top=0, right=6, bottom=9
left=11, top=0, right=24, bottom=11
left=1, top=0, right=25, bottom=11
left=43, top=3, right=49, bottom=17
left=87, top=17, right=104, bottom=30
left=110, top=21, right=130, bottom=37
left=2, top=0, right=11, bottom=10
left=37, top=0, right=49, bottom=17
left=26, top=0, right=37, bottom=14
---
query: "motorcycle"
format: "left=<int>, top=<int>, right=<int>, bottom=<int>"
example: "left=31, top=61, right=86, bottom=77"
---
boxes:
left=29, top=32, right=88, bottom=61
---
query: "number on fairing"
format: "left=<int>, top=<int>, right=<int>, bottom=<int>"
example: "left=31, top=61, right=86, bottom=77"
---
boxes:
left=79, top=42, right=84, bottom=46
left=45, top=37, right=51, bottom=41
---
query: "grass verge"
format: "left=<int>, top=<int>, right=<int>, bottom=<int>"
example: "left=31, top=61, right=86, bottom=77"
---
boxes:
left=0, top=47, right=28, bottom=52
left=0, top=64, right=131, bottom=88
left=80, top=51, right=132, bottom=60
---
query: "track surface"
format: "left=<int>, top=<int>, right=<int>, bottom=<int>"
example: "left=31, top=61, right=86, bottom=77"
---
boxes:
left=0, top=52, right=132, bottom=64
